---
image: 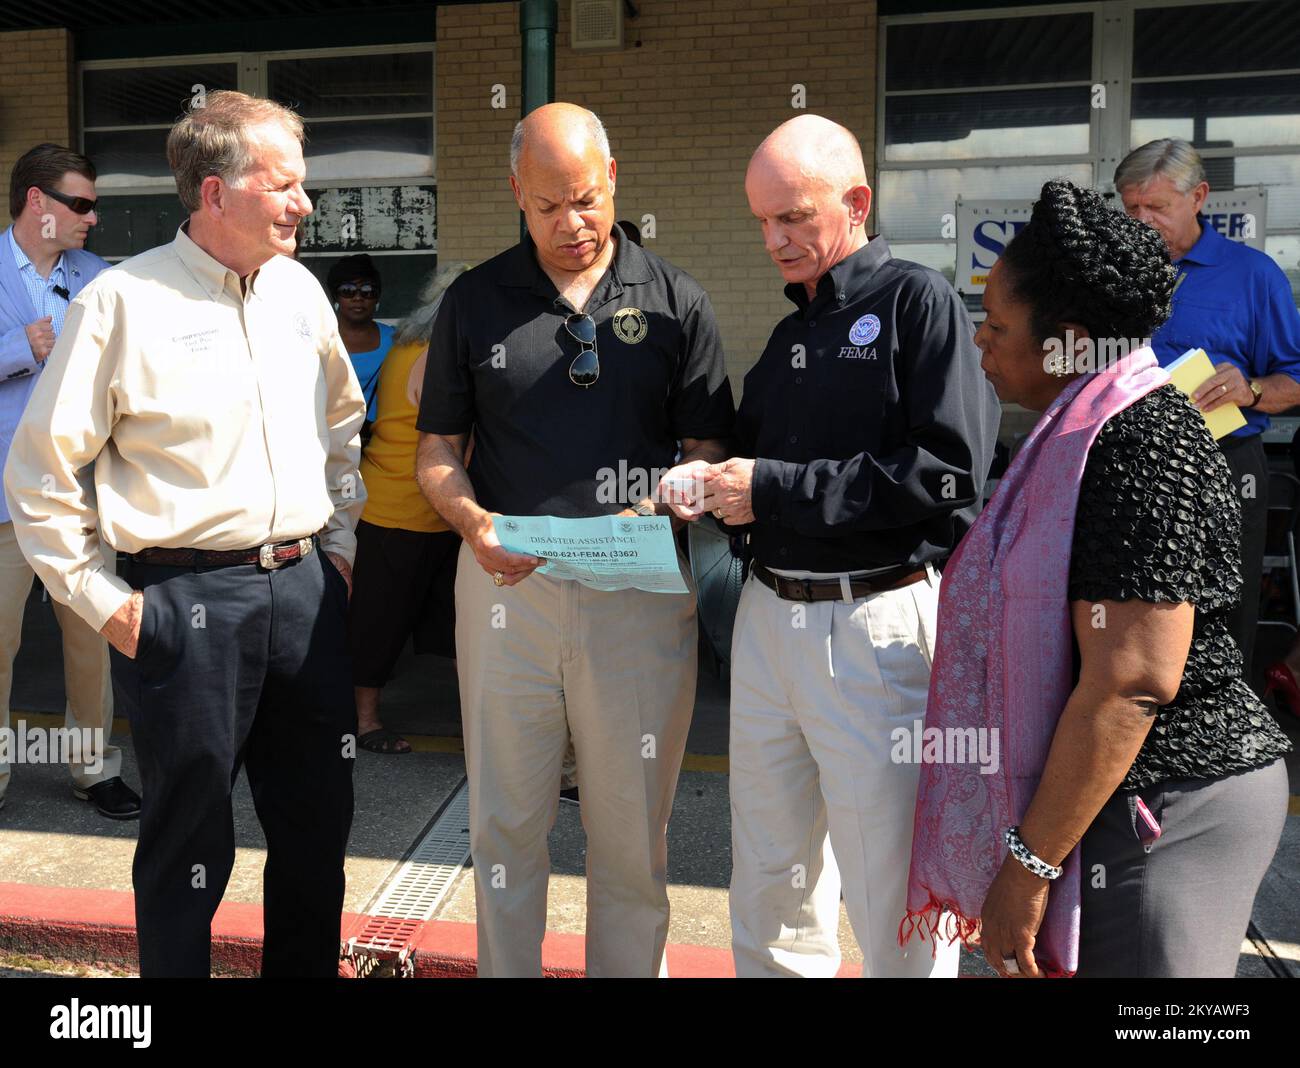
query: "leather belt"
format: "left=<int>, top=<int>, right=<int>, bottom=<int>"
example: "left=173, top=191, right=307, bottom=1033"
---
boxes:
left=752, top=561, right=926, bottom=602
left=127, top=536, right=316, bottom=570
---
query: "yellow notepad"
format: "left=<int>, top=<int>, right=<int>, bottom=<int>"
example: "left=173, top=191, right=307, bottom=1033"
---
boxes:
left=1166, top=348, right=1248, bottom=440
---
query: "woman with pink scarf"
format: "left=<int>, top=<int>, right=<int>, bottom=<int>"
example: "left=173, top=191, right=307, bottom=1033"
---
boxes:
left=903, top=179, right=1291, bottom=978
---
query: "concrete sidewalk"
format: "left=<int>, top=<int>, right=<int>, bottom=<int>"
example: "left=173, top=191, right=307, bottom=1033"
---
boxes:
left=1, top=589, right=1298, bottom=976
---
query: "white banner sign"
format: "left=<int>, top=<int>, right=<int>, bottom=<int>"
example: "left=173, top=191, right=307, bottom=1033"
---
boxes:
left=955, top=188, right=1268, bottom=296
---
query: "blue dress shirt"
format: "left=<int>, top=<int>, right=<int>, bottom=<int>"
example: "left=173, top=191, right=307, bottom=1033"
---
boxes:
left=1150, top=220, right=1300, bottom=439
left=8, top=228, right=70, bottom=337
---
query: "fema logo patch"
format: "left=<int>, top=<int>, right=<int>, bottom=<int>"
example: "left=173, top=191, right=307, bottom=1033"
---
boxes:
left=294, top=313, right=313, bottom=342
left=849, top=313, right=881, bottom=346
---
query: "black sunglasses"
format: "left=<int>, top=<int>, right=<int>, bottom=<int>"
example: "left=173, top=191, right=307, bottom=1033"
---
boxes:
left=565, top=313, right=599, bottom=387
left=39, top=187, right=97, bottom=215
left=336, top=283, right=378, bottom=300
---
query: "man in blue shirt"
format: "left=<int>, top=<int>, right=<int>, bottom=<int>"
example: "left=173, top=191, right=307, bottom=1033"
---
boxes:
left=0, top=143, right=140, bottom=818
left=1117, top=137, right=1300, bottom=681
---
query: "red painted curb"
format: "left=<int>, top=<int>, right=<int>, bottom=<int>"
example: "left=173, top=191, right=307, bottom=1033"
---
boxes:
left=2, top=882, right=849, bottom=977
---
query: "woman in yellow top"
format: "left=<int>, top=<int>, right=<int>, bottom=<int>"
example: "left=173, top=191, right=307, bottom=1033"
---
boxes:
left=349, top=264, right=470, bottom=753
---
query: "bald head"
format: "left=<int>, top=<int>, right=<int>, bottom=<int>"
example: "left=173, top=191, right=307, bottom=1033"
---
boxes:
left=746, top=115, right=871, bottom=296
left=749, top=114, right=867, bottom=195
left=511, top=103, right=610, bottom=178
left=508, top=103, right=618, bottom=278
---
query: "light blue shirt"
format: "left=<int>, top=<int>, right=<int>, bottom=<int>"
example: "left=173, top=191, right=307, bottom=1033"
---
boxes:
left=7, top=228, right=70, bottom=337
left=0, top=229, right=108, bottom=524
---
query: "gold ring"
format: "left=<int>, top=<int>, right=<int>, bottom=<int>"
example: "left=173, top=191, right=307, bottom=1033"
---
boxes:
left=493, top=571, right=505, bottom=587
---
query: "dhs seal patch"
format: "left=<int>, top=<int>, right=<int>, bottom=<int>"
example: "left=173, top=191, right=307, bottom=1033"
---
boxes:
left=293, top=313, right=313, bottom=342
left=612, top=307, right=648, bottom=344
left=849, top=313, right=881, bottom=346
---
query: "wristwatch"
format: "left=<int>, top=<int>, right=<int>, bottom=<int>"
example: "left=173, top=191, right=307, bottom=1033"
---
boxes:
left=630, top=501, right=657, bottom=517
left=1246, top=379, right=1264, bottom=408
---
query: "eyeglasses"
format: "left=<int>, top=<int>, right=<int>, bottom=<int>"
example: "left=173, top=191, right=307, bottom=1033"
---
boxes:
left=39, top=187, right=97, bottom=215
left=336, top=283, right=378, bottom=300
left=565, top=313, right=599, bottom=387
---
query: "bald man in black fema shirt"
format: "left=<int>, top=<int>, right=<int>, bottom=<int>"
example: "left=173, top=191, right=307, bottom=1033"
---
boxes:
left=673, top=116, right=1000, bottom=978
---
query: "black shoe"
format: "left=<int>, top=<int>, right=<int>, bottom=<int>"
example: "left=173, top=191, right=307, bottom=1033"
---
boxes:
left=559, top=785, right=580, bottom=807
left=73, top=777, right=142, bottom=820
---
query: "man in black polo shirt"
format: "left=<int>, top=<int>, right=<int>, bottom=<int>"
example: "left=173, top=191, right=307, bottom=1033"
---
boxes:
left=687, top=115, right=999, bottom=977
left=415, top=102, right=733, bottom=977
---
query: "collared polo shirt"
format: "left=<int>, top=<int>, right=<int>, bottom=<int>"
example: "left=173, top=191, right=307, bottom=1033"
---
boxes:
left=417, top=225, right=734, bottom=517
left=3, top=224, right=367, bottom=632
left=735, top=237, right=1000, bottom=574
left=1150, top=220, right=1300, bottom=438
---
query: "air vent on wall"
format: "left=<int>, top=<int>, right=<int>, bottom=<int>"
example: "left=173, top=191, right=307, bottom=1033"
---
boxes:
left=572, top=0, right=624, bottom=51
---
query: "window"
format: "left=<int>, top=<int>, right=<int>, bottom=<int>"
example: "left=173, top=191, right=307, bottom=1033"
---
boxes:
left=879, top=1, right=1300, bottom=302
left=878, top=9, right=1097, bottom=289
left=1131, top=1, right=1300, bottom=298
left=79, top=44, right=436, bottom=318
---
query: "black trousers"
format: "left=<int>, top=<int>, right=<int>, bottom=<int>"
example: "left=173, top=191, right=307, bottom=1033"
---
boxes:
left=111, top=545, right=357, bottom=977
left=1220, top=433, right=1269, bottom=681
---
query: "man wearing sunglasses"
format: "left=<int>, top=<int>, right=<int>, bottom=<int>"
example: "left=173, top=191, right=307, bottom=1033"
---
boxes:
left=416, top=102, right=734, bottom=977
left=0, top=143, right=139, bottom=820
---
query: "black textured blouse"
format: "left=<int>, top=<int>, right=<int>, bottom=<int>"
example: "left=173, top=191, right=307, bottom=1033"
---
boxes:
left=1068, top=383, right=1292, bottom=791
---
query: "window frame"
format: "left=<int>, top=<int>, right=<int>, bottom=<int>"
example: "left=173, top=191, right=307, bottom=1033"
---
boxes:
left=77, top=42, right=437, bottom=211
left=877, top=0, right=1300, bottom=280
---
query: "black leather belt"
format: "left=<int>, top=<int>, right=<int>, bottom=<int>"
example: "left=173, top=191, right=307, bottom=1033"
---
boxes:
left=752, top=561, right=926, bottom=602
left=126, top=536, right=316, bottom=570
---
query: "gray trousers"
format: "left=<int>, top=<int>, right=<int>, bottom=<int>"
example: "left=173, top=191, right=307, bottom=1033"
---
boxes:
left=1077, top=758, right=1288, bottom=977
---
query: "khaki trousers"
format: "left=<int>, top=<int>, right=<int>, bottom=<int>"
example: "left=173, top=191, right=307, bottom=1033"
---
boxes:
left=728, top=568, right=960, bottom=978
left=455, top=540, right=697, bottom=977
left=0, top=521, right=117, bottom=799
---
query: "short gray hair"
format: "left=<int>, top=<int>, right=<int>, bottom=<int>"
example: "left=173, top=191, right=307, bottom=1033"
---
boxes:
left=510, top=109, right=610, bottom=177
left=1114, top=137, right=1207, bottom=195
left=167, top=90, right=305, bottom=213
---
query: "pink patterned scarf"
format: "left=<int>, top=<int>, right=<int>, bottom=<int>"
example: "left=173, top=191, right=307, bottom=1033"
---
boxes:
left=901, top=348, right=1169, bottom=977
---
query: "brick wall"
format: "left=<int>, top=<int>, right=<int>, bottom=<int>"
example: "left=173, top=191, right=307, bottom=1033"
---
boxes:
left=435, top=0, right=876, bottom=391
left=0, top=28, right=76, bottom=229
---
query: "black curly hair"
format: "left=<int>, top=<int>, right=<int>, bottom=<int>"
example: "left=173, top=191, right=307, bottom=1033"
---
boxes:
left=999, top=179, right=1175, bottom=347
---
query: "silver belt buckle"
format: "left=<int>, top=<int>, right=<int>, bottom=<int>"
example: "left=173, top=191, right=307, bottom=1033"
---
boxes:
left=258, top=537, right=314, bottom=570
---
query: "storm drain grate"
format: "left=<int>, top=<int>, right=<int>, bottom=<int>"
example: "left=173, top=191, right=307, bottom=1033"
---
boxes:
left=365, top=779, right=471, bottom=924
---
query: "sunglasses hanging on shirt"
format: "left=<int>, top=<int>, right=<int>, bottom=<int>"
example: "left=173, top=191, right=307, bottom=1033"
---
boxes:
left=565, top=312, right=600, bottom=388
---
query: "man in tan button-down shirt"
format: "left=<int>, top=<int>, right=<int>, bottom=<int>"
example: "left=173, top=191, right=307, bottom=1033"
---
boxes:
left=4, top=91, right=366, bottom=977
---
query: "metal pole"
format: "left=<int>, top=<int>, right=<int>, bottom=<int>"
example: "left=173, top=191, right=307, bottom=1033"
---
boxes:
left=519, top=0, right=557, bottom=241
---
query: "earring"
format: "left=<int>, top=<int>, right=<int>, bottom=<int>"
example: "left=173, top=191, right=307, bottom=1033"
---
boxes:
left=1045, top=352, right=1073, bottom=377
